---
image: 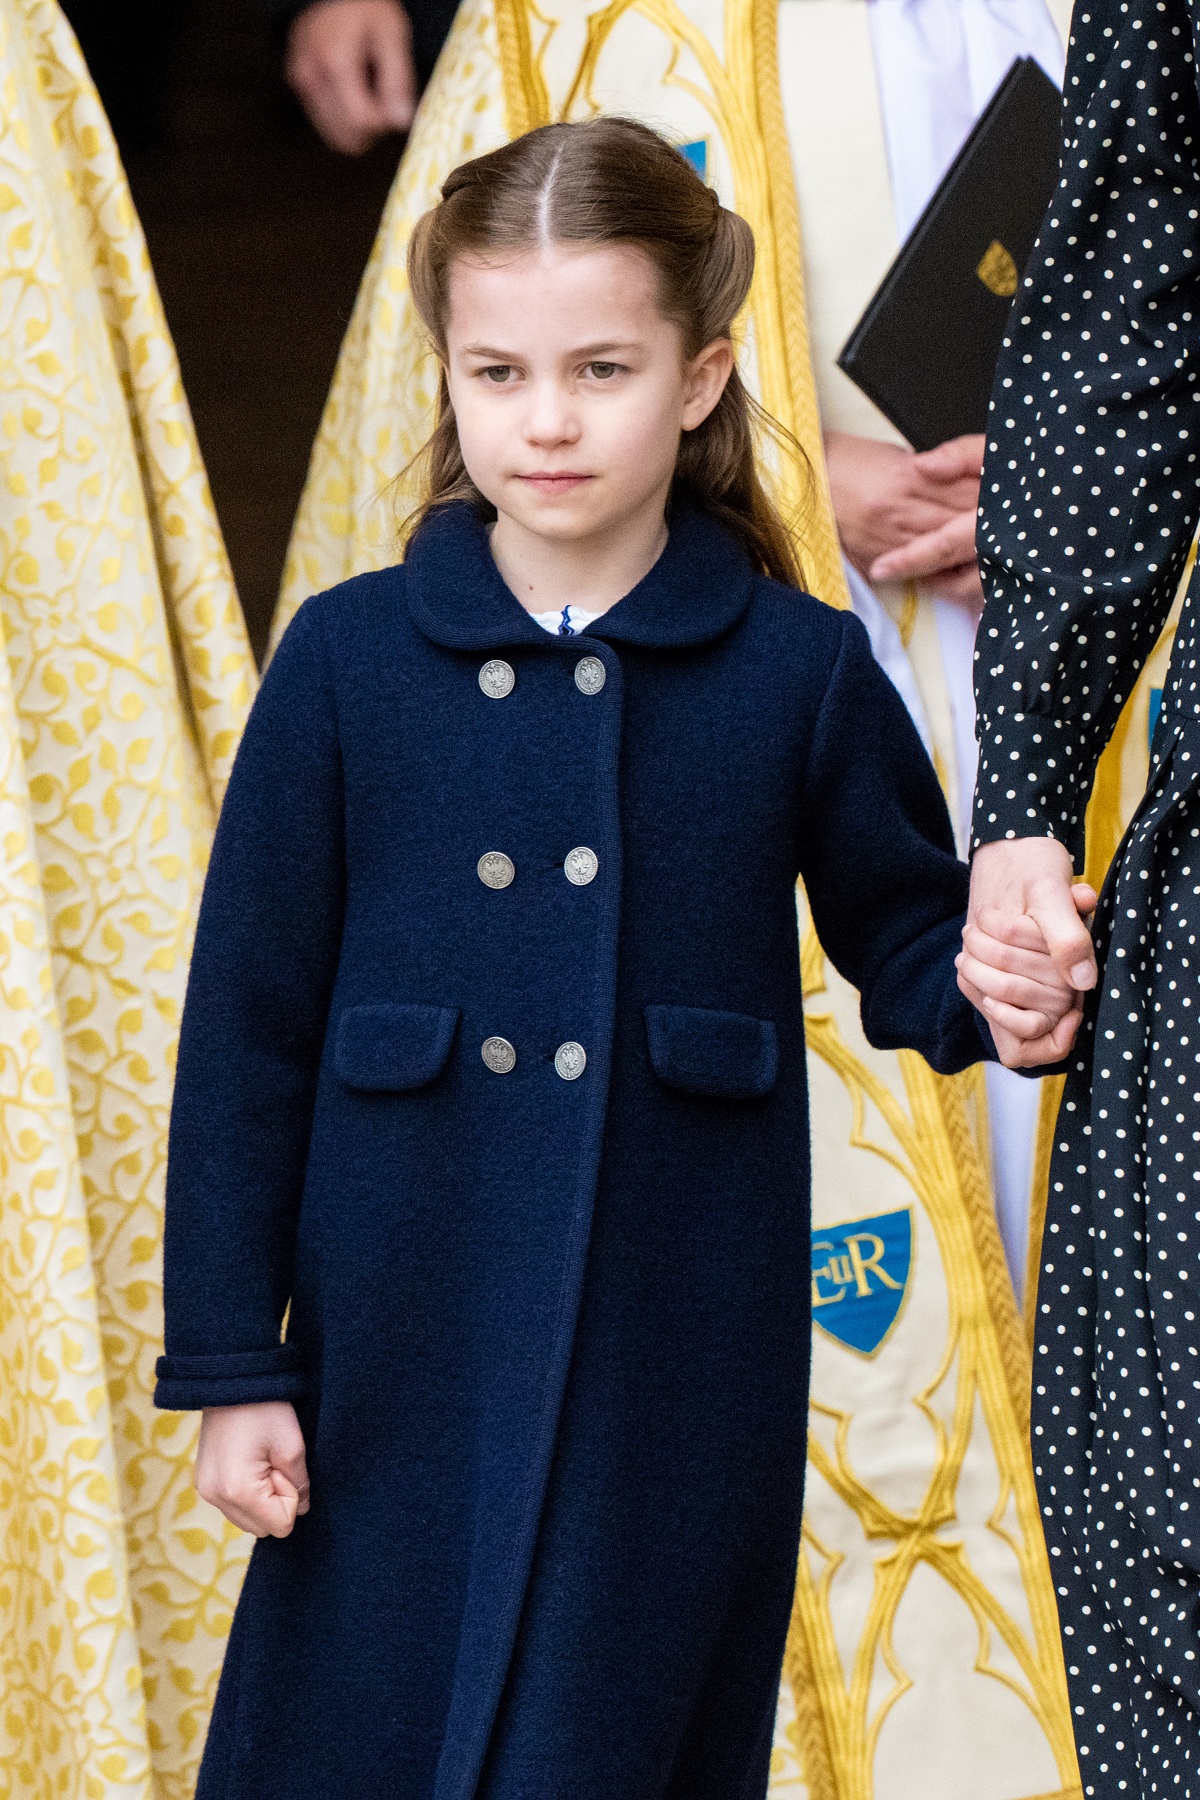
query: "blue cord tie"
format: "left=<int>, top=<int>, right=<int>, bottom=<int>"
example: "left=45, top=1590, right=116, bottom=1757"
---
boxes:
left=557, top=607, right=574, bottom=637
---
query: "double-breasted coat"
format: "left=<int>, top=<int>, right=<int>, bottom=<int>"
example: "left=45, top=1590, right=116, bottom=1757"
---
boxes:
left=155, top=501, right=992, bottom=1800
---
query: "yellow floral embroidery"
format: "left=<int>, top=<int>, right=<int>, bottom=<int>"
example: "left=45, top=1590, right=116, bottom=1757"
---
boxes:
left=0, top=2, right=255, bottom=1794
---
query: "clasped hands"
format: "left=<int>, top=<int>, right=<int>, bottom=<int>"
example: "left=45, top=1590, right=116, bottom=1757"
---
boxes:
left=957, top=837, right=1098, bottom=1069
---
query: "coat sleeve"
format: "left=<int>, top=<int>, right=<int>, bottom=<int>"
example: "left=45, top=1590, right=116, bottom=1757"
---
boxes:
left=798, top=612, right=996, bottom=1075
left=154, top=597, right=345, bottom=1411
left=974, top=0, right=1200, bottom=865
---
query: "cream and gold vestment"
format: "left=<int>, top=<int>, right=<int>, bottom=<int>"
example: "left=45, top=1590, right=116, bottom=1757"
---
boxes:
left=0, top=2, right=255, bottom=1795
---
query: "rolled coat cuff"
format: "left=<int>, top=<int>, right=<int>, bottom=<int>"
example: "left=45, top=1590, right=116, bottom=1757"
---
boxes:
left=154, top=1344, right=306, bottom=1411
left=971, top=710, right=1090, bottom=866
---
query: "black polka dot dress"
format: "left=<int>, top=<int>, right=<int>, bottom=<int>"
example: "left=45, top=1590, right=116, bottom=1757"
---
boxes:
left=975, top=0, right=1200, bottom=1790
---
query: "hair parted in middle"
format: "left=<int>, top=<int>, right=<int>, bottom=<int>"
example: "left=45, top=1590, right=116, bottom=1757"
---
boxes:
left=402, top=115, right=810, bottom=588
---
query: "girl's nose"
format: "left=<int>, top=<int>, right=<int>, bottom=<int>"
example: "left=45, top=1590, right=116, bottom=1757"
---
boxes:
left=522, top=382, right=581, bottom=448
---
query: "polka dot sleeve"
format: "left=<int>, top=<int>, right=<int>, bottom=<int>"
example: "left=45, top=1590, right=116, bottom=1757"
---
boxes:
left=973, top=0, right=1200, bottom=864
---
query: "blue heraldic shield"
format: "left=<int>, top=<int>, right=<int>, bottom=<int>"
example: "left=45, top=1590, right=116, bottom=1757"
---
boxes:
left=811, top=1208, right=914, bottom=1356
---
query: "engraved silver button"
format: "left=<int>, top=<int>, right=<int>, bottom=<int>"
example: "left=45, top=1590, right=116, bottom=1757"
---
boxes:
left=554, top=1041, right=586, bottom=1081
left=477, top=851, right=515, bottom=889
left=481, top=1036, right=516, bottom=1074
left=574, top=656, right=606, bottom=695
left=563, top=847, right=598, bottom=886
left=479, top=659, right=515, bottom=698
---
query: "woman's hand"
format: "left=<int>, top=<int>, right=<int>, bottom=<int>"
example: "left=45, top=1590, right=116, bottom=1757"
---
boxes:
left=824, top=431, right=985, bottom=608
left=195, top=1401, right=311, bottom=1539
left=956, top=905, right=1088, bottom=1068
left=967, top=838, right=1098, bottom=990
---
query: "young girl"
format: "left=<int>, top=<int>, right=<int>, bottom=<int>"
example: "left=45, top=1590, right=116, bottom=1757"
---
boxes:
left=155, top=119, right=1078, bottom=1800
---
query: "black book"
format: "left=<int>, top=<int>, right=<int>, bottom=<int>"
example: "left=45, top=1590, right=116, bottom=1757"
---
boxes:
left=836, top=56, right=1062, bottom=452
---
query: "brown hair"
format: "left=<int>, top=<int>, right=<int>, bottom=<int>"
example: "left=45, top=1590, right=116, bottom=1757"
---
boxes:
left=401, top=117, right=808, bottom=587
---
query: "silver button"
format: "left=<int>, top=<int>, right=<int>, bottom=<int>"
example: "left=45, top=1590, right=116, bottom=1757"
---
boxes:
left=477, top=851, right=515, bottom=889
left=563, top=847, right=598, bottom=886
left=479, top=659, right=515, bottom=698
left=574, top=656, right=606, bottom=695
left=481, top=1036, right=516, bottom=1074
left=554, top=1041, right=586, bottom=1081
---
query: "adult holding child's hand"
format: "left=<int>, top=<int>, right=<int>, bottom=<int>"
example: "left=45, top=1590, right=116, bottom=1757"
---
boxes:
left=963, top=0, right=1200, bottom=1783
left=954, top=839, right=1097, bottom=1070
left=954, top=885, right=1093, bottom=1069
left=965, top=839, right=1096, bottom=992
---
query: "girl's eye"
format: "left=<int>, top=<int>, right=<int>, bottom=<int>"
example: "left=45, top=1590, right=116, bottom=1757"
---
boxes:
left=588, top=361, right=618, bottom=379
left=483, top=365, right=514, bottom=384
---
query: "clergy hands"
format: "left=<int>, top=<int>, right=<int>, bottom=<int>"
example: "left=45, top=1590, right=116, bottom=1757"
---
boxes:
left=956, top=839, right=1099, bottom=1069
left=824, top=431, right=985, bottom=609
left=195, top=1402, right=311, bottom=1538
left=287, top=0, right=417, bottom=155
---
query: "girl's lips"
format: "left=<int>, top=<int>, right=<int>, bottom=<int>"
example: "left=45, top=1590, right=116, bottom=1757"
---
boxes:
left=518, top=473, right=593, bottom=492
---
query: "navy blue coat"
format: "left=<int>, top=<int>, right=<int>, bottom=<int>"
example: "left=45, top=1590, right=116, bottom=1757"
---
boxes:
left=155, top=502, right=991, bottom=1800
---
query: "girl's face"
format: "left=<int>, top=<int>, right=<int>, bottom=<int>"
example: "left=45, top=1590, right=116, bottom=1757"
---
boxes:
left=443, top=242, right=733, bottom=551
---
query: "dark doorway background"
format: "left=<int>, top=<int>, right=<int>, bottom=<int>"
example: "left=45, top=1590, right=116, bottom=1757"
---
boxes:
left=61, top=0, right=404, bottom=662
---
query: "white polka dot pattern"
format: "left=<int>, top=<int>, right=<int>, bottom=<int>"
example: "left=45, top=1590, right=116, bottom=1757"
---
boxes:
left=1034, top=721, right=1200, bottom=1796
left=975, top=1, right=1200, bottom=1789
left=974, top=0, right=1200, bottom=864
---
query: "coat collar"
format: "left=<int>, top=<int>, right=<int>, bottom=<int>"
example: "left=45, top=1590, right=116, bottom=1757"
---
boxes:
left=404, top=498, right=756, bottom=653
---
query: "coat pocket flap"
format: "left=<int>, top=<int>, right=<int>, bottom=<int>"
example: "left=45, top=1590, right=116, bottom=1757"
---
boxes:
left=335, top=1003, right=459, bottom=1092
left=644, top=1005, right=778, bottom=1100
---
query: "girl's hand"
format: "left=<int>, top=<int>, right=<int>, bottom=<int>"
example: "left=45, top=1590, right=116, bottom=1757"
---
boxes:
left=956, top=899, right=1093, bottom=1069
left=194, top=1401, right=311, bottom=1539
